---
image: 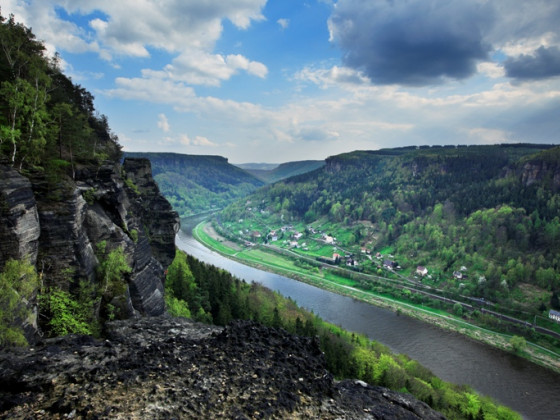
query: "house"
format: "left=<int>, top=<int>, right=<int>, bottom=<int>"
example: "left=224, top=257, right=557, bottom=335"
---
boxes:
left=251, top=231, right=261, bottom=238
left=453, top=271, right=463, bottom=280
left=550, top=310, right=560, bottom=323
left=293, top=232, right=303, bottom=240
left=416, top=266, right=428, bottom=277
left=324, top=235, right=334, bottom=244
left=383, top=260, right=396, bottom=270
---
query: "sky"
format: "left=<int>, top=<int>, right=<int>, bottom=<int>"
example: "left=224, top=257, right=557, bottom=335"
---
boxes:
left=3, top=0, right=560, bottom=163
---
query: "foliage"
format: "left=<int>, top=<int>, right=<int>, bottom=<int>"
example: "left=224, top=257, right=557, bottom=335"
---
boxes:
left=82, top=188, right=96, bottom=205
left=95, top=241, right=131, bottom=321
left=39, top=286, right=96, bottom=336
left=0, top=13, right=122, bottom=172
left=0, top=259, right=38, bottom=346
left=96, top=241, right=131, bottom=297
left=509, top=335, right=527, bottom=354
left=124, top=177, right=140, bottom=195
left=165, top=295, right=191, bottom=318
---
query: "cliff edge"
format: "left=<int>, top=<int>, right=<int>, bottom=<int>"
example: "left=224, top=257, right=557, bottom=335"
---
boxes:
left=0, top=317, right=446, bottom=419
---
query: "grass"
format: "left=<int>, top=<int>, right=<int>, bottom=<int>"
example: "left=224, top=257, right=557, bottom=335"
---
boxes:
left=193, top=220, right=560, bottom=374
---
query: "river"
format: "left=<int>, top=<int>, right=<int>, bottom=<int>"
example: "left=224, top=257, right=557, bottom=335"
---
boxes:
left=176, top=217, right=560, bottom=420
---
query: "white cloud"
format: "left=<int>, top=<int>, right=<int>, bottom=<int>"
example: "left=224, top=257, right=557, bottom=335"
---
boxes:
left=157, top=114, right=170, bottom=133
left=178, top=134, right=217, bottom=147
left=477, top=62, right=505, bottom=79
left=192, top=136, right=217, bottom=147
left=156, top=50, right=268, bottom=86
left=277, top=18, right=289, bottom=30
left=106, top=77, right=196, bottom=103
left=4, top=0, right=266, bottom=64
left=295, top=65, right=370, bottom=88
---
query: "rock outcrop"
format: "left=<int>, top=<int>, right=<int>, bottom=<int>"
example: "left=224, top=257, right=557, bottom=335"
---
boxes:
left=0, top=159, right=180, bottom=340
left=0, top=317, right=446, bottom=419
left=0, top=166, right=40, bottom=265
left=520, top=160, right=560, bottom=191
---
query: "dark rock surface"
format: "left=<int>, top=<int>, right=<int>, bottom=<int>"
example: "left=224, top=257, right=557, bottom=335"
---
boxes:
left=0, top=317, right=446, bottom=419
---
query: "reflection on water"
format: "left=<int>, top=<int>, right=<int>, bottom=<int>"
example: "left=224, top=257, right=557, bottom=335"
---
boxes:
left=177, top=219, right=560, bottom=420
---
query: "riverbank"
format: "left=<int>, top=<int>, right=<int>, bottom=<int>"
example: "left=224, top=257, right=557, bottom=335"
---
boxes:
left=193, top=220, right=560, bottom=374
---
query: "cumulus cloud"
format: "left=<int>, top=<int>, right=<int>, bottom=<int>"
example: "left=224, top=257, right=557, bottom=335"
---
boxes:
left=145, top=50, right=267, bottom=86
left=3, top=0, right=267, bottom=74
left=157, top=114, right=170, bottom=132
left=328, top=0, right=494, bottom=86
left=504, top=46, right=560, bottom=81
left=56, top=0, right=266, bottom=55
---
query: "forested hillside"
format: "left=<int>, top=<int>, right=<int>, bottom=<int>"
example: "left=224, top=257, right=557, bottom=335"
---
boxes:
left=125, top=152, right=264, bottom=218
left=218, top=144, right=560, bottom=315
left=236, top=160, right=325, bottom=183
left=0, top=14, right=120, bottom=171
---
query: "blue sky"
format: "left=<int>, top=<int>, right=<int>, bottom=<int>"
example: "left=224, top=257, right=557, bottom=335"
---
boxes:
left=4, top=0, right=560, bottom=163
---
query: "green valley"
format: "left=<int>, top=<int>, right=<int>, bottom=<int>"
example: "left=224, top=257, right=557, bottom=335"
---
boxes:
left=124, top=152, right=265, bottom=218
left=206, top=144, right=560, bottom=368
left=236, top=160, right=325, bottom=184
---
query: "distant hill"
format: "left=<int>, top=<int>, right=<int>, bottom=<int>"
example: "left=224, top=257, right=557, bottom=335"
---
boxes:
left=235, top=160, right=325, bottom=183
left=125, top=152, right=264, bottom=218
left=218, top=144, right=560, bottom=313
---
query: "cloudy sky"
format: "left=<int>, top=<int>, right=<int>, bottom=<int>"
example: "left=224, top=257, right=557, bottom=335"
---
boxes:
left=4, top=0, right=560, bottom=163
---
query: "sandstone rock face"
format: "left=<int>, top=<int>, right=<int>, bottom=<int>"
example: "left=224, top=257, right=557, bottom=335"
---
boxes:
left=122, top=158, right=180, bottom=268
left=520, top=160, right=560, bottom=191
left=0, top=166, right=40, bottom=266
left=0, top=160, right=179, bottom=338
left=0, top=317, right=446, bottom=419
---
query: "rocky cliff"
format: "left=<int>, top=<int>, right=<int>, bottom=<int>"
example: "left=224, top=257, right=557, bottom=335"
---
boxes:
left=0, top=158, right=180, bottom=340
left=0, top=316, right=446, bottom=419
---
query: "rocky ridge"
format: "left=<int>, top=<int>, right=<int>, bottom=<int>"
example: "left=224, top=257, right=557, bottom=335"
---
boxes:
left=0, top=316, right=446, bottom=419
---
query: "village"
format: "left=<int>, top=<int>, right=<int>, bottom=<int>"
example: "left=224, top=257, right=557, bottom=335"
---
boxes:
left=222, top=206, right=560, bottom=330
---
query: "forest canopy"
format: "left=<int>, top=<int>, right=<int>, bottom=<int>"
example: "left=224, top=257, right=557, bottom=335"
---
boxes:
left=0, top=12, right=121, bottom=173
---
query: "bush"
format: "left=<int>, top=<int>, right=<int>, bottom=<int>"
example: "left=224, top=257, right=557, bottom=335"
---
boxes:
left=40, top=288, right=94, bottom=336
left=0, top=259, right=38, bottom=346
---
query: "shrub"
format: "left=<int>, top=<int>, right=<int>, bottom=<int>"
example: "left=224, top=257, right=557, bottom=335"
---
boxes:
left=0, top=259, right=38, bottom=346
left=40, top=288, right=93, bottom=336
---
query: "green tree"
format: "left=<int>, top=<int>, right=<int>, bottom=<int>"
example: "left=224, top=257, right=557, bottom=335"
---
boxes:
left=0, top=259, right=38, bottom=346
left=96, top=242, right=131, bottom=298
left=509, top=335, right=526, bottom=354
left=453, top=302, right=464, bottom=317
